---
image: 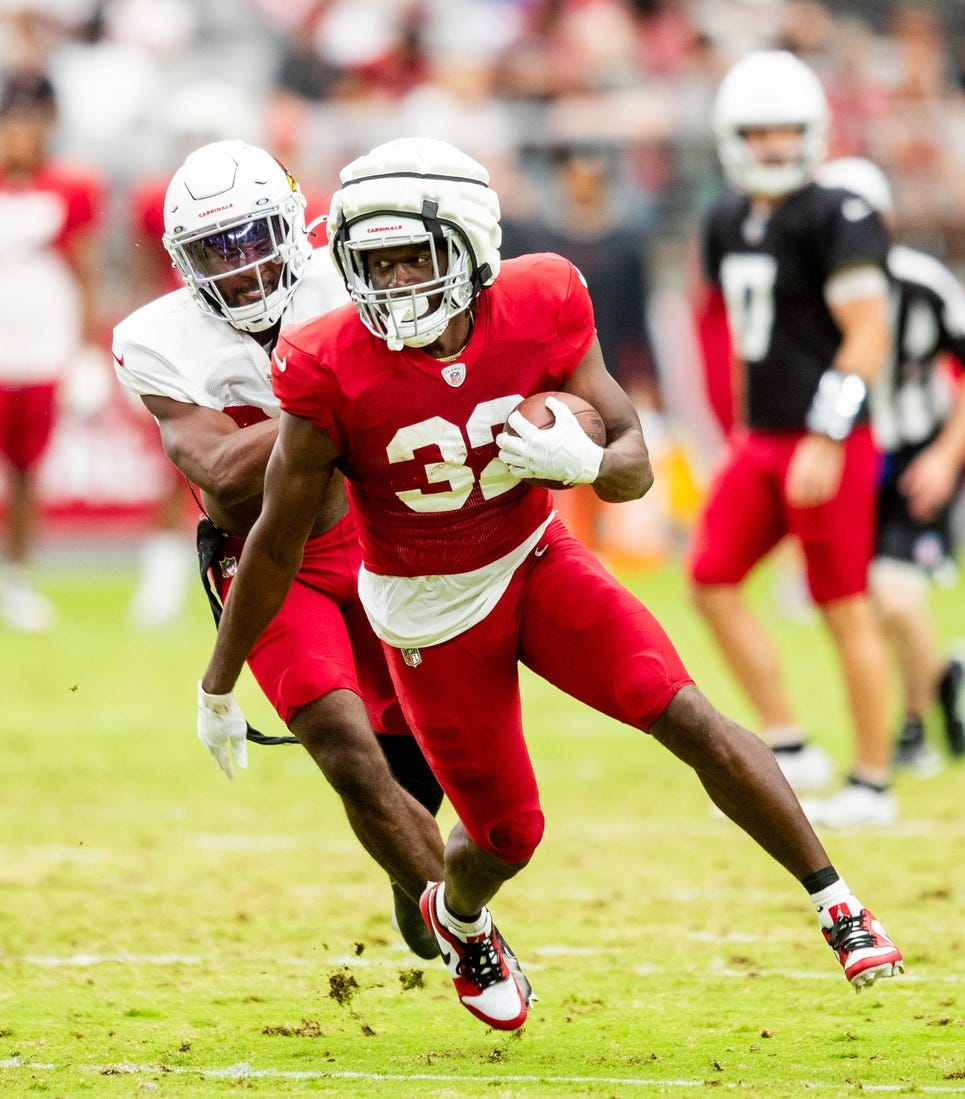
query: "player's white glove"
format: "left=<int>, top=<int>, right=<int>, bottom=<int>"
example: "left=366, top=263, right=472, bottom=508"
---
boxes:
left=497, top=396, right=604, bottom=486
left=197, top=681, right=248, bottom=780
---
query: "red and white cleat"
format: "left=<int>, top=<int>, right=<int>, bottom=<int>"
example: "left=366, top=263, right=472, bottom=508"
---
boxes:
left=822, top=902, right=904, bottom=991
left=420, top=881, right=530, bottom=1030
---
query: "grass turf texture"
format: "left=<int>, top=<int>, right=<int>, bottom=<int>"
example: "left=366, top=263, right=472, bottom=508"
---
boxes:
left=1, top=554, right=963, bottom=1097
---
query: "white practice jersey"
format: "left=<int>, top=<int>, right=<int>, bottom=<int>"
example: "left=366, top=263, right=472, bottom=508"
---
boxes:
left=871, top=244, right=965, bottom=452
left=112, top=248, right=348, bottom=414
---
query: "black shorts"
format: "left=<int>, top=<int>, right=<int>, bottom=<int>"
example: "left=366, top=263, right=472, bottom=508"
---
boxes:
left=876, top=439, right=960, bottom=577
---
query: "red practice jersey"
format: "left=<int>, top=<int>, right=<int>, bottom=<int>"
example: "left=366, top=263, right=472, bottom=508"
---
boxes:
left=274, top=253, right=597, bottom=578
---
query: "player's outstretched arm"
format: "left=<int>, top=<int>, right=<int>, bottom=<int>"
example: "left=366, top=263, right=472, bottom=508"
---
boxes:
left=142, top=394, right=279, bottom=509
left=201, top=411, right=338, bottom=697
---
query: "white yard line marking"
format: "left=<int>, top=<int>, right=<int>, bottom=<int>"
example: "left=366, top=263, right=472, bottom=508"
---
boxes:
left=1, top=1059, right=965, bottom=1091
left=6, top=949, right=962, bottom=984
left=6, top=948, right=963, bottom=986
left=17, top=952, right=203, bottom=967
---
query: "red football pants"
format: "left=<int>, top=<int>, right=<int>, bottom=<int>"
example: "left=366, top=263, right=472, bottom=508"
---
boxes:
left=382, top=518, right=693, bottom=862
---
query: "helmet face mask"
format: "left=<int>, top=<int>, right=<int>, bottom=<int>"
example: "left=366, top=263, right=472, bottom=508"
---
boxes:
left=338, top=213, right=476, bottom=350
left=713, top=51, right=829, bottom=197
left=327, top=138, right=501, bottom=351
left=183, top=216, right=284, bottom=276
left=163, top=140, right=310, bottom=333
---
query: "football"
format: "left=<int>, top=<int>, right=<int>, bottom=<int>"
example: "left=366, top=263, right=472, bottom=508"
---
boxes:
left=506, top=390, right=606, bottom=489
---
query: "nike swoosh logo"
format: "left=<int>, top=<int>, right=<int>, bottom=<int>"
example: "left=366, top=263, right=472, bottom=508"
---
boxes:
left=274, top=353, right=288, bottom=373
left=534, top=545, right=548, bottom=557
left=439, top=946, right=451, bottom=966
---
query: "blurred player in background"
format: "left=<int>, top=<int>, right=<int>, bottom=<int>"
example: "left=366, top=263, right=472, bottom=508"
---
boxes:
left=689, top=51, right=896, bottom=829
left=199, top=136, right=902, bottom=1033
left=0, top=70, right=104, bottom=632
left=500, top=140, right=661, bottom=558
left=816, top=157, right=965, bottom=774
left=113, top=140, right=447, bottom=958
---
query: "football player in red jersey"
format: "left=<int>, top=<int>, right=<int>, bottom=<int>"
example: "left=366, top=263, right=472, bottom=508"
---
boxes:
left=114, top=140, right=451, bottom=961
left=0, top=72, right=105, bottom=631
left=688, top=51, right=897, bottom=830
left=199, top=137, right=902, bottom=1030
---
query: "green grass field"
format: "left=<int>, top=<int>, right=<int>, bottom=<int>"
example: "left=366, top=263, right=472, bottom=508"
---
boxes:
left=1, top=551, right=963, bottom=1097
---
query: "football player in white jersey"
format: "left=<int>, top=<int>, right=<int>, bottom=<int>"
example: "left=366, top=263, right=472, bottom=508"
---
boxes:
left=112, top=140, right=447, bottom=959
left=817, top=157, right=965, bottom=772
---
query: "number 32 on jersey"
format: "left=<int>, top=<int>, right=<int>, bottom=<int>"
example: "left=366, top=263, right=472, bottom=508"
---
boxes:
left=386, top=394, right=522, bottom=513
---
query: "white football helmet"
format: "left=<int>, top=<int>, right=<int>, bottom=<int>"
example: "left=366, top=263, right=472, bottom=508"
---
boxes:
left=713, top=50, right=829, bottom=197
left=327, top=137, right=501, bottom=350
left=163, top=140, right=311, bottom=333
left=815, top=157, right=894, bottom=217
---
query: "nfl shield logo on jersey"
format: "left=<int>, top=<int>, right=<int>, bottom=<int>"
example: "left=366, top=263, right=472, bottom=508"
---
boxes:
left=219, top=556, right=238, bottom=578
left=401, top=647, right=422, bottom=668
left=441, top=363, right=466, bottom=387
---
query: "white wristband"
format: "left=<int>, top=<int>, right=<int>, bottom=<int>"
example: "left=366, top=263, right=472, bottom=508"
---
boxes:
left=805, top=369, right=867, bottom=441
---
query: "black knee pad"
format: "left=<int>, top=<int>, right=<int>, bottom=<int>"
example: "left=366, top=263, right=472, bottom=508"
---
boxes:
left=375, top=733, right=444, bottom=816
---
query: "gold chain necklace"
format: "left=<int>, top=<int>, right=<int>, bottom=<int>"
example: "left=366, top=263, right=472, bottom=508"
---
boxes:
left=436, top=313, right=474, bottom=363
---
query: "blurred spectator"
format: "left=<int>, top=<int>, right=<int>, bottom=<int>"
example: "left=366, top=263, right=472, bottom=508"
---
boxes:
left=502, top=139, right=673, bottom=561
left=43, top=0, right=188, bottom=175
left=631, top=0, right=702, bottom=79
left=503, top=141, right=657, bottom=404
left=872, top=5, right=965, bottom=257
left=819, top=15, right=893, bottom=160
left=263, top=0, right=426, bottom=188
left=394, top=16, right=524, bottom=214
left=0, top=69, right=105, bottom=631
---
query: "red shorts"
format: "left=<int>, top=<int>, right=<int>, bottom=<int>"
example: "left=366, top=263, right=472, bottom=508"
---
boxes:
left=382, top=518, right=693, bottom=862
left=687, top=426, right=879, bottom=605
left=216, top=511, right=408, bottom=734
left=0, top=383, right=56, bottom=471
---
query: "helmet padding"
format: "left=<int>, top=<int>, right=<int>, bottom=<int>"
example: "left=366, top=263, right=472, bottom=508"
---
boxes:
left=328, top=138, right=501, bottom=349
